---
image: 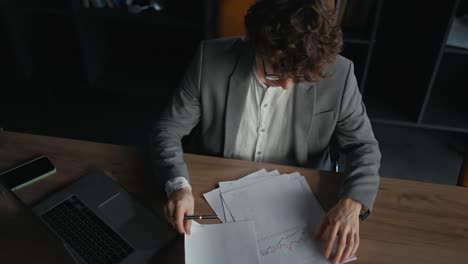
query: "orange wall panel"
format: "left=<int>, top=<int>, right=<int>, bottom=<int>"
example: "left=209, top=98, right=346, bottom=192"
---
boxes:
left=218, top=0, right=256, bottom=37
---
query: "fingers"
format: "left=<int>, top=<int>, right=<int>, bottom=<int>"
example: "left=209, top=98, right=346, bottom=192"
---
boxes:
left=324, top=223, right=340, bottom=259
left=341, top=233, right=354, bottom=263
left=351, top=223, right=360, bottom=257
left=314, top=218, right=328, bottom=240
left=174, top=203, right=187, bottom=234
left=163, top=204, right=170, bottom=222
left=184, top=220, right=193, bottom=235
left=166, top=201, right=192, bottom=235
left=166, top=201, right=176, bottom=228
left=351, top=232, right=360, bottom=257
left=164, top=187, right=194, bottom=235
left=320, top=198, right=362, bottom=263
left=333, top=227, right=349, bottom=264
left=184, top=206, right=194, bottom=235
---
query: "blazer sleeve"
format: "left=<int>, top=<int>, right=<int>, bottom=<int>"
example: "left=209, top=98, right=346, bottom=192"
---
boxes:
left=334, top=61, right=381, bottom=212
left=149, top=42, right=204, bottom=185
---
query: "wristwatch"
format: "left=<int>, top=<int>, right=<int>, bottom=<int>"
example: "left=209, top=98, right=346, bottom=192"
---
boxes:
left=359, top=207, right=370, bottom=221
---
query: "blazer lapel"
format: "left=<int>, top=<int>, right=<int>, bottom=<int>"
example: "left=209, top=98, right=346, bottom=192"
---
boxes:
left=293, top=82, right=317, bottom=165
left=223, top=43, right=254, bottom=157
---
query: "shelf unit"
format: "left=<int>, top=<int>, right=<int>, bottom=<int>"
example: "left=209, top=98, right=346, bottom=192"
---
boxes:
left=421, top=58, right=468, bottom=131
left=337, top=0, right=467, bottom=184
left=339, top=0, right=383, bottom=93
left=445, top=46, right=468, bottom=55
left=362, top=0, right=468, bottom=134
left=419, top=0, right=468, bottom=133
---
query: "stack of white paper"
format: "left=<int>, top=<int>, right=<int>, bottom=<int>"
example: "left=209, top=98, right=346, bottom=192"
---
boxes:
left=198, top=169, right=357, bottom=264
left=185, top=221, right=260, bottom=264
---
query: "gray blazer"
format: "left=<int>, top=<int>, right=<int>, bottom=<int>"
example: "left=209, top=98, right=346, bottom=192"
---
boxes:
left=150, top=37, right=381, bottom=211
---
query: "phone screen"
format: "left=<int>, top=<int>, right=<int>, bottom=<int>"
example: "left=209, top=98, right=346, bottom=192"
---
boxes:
left=0, top=157, right=56, bottom=190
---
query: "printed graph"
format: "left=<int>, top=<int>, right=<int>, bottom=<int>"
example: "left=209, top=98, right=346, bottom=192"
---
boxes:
left=256, top=225, right=333, bottom=264
left=258, top=226, right=312, bottom=256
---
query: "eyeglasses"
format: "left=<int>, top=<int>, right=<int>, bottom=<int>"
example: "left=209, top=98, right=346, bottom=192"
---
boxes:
left=262, top=58, right=305, bottom=81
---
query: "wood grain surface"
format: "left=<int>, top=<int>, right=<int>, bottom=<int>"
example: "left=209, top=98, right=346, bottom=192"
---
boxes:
left=0, top=130, right=467, bottom=263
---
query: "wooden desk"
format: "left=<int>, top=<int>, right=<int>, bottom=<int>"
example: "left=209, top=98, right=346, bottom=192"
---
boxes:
left=1, top=131, right=468, bottom=263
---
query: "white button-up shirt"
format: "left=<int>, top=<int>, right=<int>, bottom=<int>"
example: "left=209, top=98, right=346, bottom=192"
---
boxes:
left=232, top=69, right=295, bottom=165
left=165, top=68, right=295, bottom=197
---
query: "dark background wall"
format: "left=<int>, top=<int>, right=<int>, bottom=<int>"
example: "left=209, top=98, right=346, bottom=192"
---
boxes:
left=0, top=0, right=212, bottom=146
left=0, top=0, right=467, bottom=185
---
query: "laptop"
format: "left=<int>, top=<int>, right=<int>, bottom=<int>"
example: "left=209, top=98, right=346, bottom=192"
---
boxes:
left=29, top=169, right=176, bottom=264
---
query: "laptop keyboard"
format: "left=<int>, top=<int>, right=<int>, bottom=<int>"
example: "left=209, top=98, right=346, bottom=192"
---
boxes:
left=41, top=195, right=134, bottom=264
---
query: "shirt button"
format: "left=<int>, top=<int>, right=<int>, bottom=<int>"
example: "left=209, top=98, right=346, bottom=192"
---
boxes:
left=263, top=104, right=268, bottom=107
left=260, top=128, right=266, bottom=132
left=257, top=151, right=262, bottom=155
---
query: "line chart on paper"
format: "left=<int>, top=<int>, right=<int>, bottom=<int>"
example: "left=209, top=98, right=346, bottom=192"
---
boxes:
left=258, top=226, right=313, bottom=256
left=260, top=228, right=309, bottom=256
left=256, top=225, right=333, bottom=264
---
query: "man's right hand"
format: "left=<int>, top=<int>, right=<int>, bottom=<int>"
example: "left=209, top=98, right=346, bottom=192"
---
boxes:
left=164, top=187, right=194, bottom=235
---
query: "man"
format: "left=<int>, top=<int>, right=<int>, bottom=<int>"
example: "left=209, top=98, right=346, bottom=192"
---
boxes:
left=150, top=0, right=381, bottom=263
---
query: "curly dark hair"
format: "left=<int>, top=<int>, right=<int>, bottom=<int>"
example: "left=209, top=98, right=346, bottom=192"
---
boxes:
left=245, top=0, right=343, bottom=82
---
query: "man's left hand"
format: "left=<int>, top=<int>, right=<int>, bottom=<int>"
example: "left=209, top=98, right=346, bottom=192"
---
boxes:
left=314, top=198, right=362, bottom=264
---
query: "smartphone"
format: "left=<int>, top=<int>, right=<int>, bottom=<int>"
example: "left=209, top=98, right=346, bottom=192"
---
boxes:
left=0, top=156, right=56, bottom=191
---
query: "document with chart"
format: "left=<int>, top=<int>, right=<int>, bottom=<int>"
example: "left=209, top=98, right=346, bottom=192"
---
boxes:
left=185, top=221, right=260, bottom=264
left=203, top=169, right=357, bottom=264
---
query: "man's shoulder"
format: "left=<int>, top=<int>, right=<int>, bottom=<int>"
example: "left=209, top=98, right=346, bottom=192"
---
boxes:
left=197, top=37, right=251, bottom=73
left=202, top=36, right=247, bottom=48
left=327, top=54, right=352, bottom=72
left=320, top=55, right=353, bottom=84
left=315, top=55, right=354, bottom=96
left=312, top=55, right=358, bottom=114
left=200, top=37, right=249, bottom=57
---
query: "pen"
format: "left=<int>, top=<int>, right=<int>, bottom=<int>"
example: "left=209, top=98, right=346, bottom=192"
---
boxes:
left=184, top=215, right=218, bottom=220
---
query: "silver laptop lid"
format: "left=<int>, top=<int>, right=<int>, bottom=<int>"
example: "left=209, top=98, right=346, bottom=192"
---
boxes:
left=32, top=169, right=176, bottom=264
left=0, top=183, right=76, bottom=264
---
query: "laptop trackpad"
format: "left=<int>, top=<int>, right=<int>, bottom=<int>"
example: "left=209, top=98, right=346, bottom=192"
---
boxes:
left=98, top=193, right=135, bottom=228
